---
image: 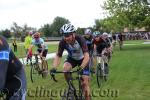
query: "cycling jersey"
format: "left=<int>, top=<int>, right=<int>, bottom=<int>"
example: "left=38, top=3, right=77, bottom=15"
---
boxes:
left=24, top=35, right=32, bottom=50
left=57, top=35, right=88, bottom=60
left=57, top=35, right=90, bottom=75
left=0, top=36, right=26, bottom=100
left=83, top=35, right=94, bottom=56
left=93, top=36, right=109, bottom=54
left=31, top=38, right=48, bottom=50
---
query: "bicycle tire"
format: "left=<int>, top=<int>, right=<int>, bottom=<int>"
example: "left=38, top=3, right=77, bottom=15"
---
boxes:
left=41, top=60, right=48, bottom=78
left=78, top=85, right=85, bottom=100
left=61, top=89, right=77, bottom=100
left=30, top=64, right=39, bottom=83
left=96, top=63, right=106, bottom=88
left=96, top=63, right=101, bottom=88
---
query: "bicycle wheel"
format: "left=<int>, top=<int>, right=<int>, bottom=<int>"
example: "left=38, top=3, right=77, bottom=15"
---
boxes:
left=104, top=63, right=108, bottom=81
left=96, top=63, right=101, bottom=88
left=96, top=63, right=105, bottom=88
left=62, top=89, right=77, bottom=100
left=30, top=63, right=39, bottom=83
left=78, top=83, right=85, bottom=100
left=41, top=60, right=48, bottom=78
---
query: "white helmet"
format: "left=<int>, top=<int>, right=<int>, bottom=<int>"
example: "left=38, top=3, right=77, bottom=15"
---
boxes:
left=60, top=23, right=76, bottom=34
left=84, top=28, right=92, bottom=35
left=103, top=32, right=108, bottom=36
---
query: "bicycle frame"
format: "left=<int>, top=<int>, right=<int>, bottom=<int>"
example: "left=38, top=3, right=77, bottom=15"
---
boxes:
left=50, top=69, right=84, bottom=100
left=96, top=54, right=107, bottom=76
left=96, top=53, right=108, bottom=88
left=30, top=53, right=48, bottom=83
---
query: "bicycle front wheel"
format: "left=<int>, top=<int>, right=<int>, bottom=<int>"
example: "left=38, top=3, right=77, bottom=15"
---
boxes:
left=30, top=64, right=39, bottom=83
left=96, top=63, right=105, bottom=88
left=61, top=89, right=77, bottom=100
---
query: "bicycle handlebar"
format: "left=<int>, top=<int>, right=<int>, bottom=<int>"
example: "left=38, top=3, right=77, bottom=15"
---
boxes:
left=50, top=70, right=79, bottom=82
left=96, top=53, right=108, bottom=57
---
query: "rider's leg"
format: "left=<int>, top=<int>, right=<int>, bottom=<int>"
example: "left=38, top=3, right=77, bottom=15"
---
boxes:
left=80, top=66, right=90, bottom=100
left=63, top=62, right=72, bottom=83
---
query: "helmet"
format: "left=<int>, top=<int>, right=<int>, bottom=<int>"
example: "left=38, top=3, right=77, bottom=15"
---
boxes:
left=84, top=29, right=92, bottom=35
left=60, top=24, right=76, bottom=35
left=93, top=31, right=101, bottom=37
left=28, top=31, right=33, bottom=35
left=33, top=32, right=40, bottom=38
left=103, top=32, right=108, bottom=36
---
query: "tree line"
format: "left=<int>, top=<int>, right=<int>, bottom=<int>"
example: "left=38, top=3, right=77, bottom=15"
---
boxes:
left=0, top=0, right=150, bottom=39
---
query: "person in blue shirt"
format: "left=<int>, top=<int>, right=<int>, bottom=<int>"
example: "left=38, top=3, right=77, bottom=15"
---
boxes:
left=0, top=35, right=26, bottom=100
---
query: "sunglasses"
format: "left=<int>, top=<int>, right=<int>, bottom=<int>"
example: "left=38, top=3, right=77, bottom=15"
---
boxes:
left=63, top=33, right=73, bottom=37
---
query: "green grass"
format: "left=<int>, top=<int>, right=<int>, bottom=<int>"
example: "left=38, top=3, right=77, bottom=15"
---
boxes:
left=11, top=40, right=150, bottom=100
left=123, top=40, right=147, bottom=44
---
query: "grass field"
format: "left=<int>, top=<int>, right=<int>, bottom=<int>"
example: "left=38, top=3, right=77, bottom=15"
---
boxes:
left=11, top=40, right=150, bottom=100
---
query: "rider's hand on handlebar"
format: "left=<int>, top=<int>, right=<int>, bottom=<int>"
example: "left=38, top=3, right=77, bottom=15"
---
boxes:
left=78, top=66, right=84, bottom=74
left=50, top=68, right=57, bottom=74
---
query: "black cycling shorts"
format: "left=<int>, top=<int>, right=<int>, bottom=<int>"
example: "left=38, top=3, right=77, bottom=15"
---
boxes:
left=65, top=57, right=90, bottom=76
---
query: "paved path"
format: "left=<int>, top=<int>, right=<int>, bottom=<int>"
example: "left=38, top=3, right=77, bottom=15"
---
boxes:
left=19, top=51, right=67, bottom=65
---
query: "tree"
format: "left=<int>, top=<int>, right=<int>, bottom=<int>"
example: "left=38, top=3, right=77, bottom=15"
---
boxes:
left=40, top=16, right=70, bottom=37
left=101, top=0, right=150, bottom=32
left=1, top=29, right=11, bottom=38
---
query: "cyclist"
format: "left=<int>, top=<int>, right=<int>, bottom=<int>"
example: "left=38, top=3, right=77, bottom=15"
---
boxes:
left=118, top=32, right=123, bottom=50
left=92, top=31, right=109, bottom=75
left=83, top=28, right=94, bottom=73
left=28, top=32, right=48, bottom=73
left=83, top=28, right=94, bottom=56
left=0, top=35, right=26, bottom=100
left=24, top=31, right=33, bottom=64
left=102, top=32, right=113, bottom=62
left=50, top=24, right=90, bottom=100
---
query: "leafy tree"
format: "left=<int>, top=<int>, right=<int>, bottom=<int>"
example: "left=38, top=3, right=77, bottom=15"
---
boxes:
left=2, top=29, right=11, bottom=38
left=39, top=24, right=52, bottom=37
left=40, top=16, right=70, bottom=37
left=76, top=27, right=84, bottom=35
left=99, top=0, right=150, bottom=32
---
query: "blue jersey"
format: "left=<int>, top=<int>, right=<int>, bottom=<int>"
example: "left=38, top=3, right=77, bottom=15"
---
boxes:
left=0, top=36, right=26, bottom=99
left=31, top=38, right=48, bottom=49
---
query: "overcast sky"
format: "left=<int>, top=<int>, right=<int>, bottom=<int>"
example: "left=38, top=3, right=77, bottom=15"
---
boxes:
left=0, top=0, right=106, bottom=30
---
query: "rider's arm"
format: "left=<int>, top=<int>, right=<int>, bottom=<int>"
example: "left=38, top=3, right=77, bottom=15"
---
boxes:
left=80, top=52, right=89, bottom=69
left=40, top=38, right=45, bottom=54
left=52, top=55, right=61, bottom=68
left=0, top=60, right=9, bottom=90
left=0, top=36, right=9, bottom=91
left=52, top=40, right=64, bottom=69
left=79, top=36, right=89, bottom=68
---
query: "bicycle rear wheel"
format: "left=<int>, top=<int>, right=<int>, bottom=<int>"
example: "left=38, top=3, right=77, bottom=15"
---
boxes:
left=41, top=60, right=48, bottom=78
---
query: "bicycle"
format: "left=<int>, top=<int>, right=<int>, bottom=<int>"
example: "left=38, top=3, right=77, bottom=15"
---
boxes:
left=96, top=53, right=109, bottom=88
left=50, top=67, right=85, bottom=100
left=30, top=53, right=48, bottom=83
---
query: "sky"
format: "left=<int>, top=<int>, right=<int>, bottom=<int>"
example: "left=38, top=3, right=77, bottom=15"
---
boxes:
left=0, top=0, right=106, bottom=30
